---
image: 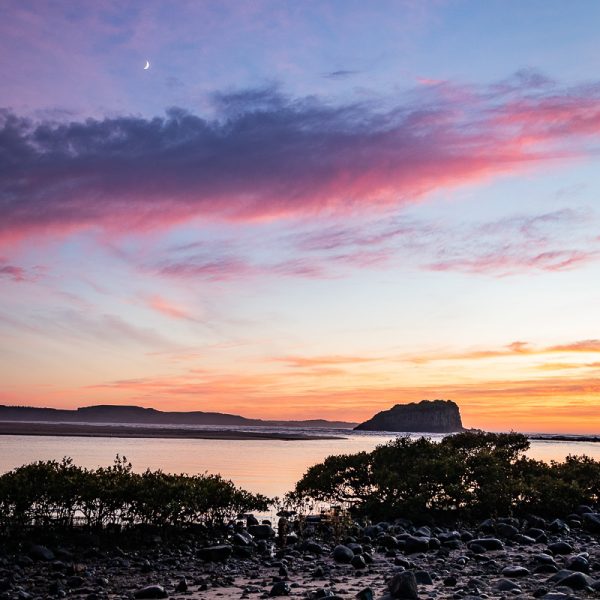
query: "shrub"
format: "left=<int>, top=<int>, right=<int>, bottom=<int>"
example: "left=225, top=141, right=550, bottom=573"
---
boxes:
left=0, top=456, right=269, bottom=534
left=289, top=431, right=600, bottom=521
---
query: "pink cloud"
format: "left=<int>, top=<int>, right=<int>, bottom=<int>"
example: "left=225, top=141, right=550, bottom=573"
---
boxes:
left=427, top=248, right=598, bottom=275
left=0, top=263, right=26, bottom=282
left=3, top=75, right=600, bottom=242
left=146, top=295, right=195, bottom=321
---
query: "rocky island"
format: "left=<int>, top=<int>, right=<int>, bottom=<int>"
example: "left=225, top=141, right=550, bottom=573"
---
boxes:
left=354, top=399, right=464, bottom=432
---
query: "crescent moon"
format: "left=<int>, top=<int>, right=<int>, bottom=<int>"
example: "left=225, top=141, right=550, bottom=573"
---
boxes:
left=144, top=60, right=150, bottom=70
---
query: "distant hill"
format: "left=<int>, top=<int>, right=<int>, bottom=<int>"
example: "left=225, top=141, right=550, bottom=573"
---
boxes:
left=0, top=404, right=357, bottom=429
left=354, top=399, right=464, bottom=432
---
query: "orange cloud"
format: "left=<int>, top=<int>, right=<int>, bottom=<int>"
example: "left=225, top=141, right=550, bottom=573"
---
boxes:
left=74, top=361, right=600, bottom=434
left=409, top=339, right=600, bottom=364
left=273, top=355, right=379, bottom=368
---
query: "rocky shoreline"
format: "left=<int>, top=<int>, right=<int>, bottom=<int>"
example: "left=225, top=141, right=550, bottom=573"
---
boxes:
left=2, top=509, right=600, bottom=600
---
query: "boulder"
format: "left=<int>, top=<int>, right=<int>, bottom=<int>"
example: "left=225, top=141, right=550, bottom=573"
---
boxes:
left=404, top=536, right=430, bottom=554
left=332, top=545, right=354, bottom=564
left=388, top=571, right=419, bottom=599
left=269, top=581, right=290, bottom=596
left=28, top=545, right=54, bottom=562
left=548, top=541, right=573, bottom=555
left=502, top=566, right=529, bottom=577
left=582, top=512, right=600, bottom=533
left=198, top=545, right=232, bottom=562
left=468, top=538, right=504, bottom=551
left=248, top=524, right=275, bottom=538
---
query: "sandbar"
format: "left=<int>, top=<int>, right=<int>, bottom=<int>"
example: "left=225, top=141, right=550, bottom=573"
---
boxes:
left=0, top=421, right=344, bottom=441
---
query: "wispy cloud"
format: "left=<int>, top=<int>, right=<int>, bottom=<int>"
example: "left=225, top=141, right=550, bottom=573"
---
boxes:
left=0, top=262, right=27, bottom=282
left=273, top=355, right=379, bottom=368
left=427, top=248, right=598, bottom=275
left=323, top=69, right=360, bottom=79
left=409, top=339, right=600, bottom=364
left=146, top=294, right=196, bottom=321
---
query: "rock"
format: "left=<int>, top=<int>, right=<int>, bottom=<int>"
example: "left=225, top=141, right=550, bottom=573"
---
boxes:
left=566, top=555, right=589, bottom=573
left=306, top=541, right=325, bottom=555
left=364, top=525, right=382, bottom=537
left=134, top=585, right=168, bottom=599
left=526, top=515, right=546, bottom=529
left=356, top=588, right=374, bottom=600
left=535, top=564, right=559, bottom=574
left=394, top=556, right=411, bottom=569
left=496, top=579, right=521, bottom=591
left=67, top=576, right=85, bottom=588
left=312, top=566, right=325, bottom=578
left=248, top=524, right=275, bottom=538
left=351, top=555, right=367, bottom=570
left=428, top=538, right=441, bottom=550
left=548, top=519, right=570, bottom=534
left=513, top=534, right=536, bottom=545
left=269, top=581, right=290, bottom=596
left=404, top=536, right=430, bottom=554
left=469, top=538, right=504, bottom=551
left=534, top=553, right=557, bottom=565
left=175, top=579, right=187, bottom=593
left=582, top=512, right=600, bottom=533
left=197, top=545, right=232, bottom=562
left=347, top=542, right=363, bottom=554
left=496, top=523, right=519, bottom=539
left=555, top=571, right=595, bottom=590
left=479, top=518, right=495, bottom=533
left=28, top=545, right=54, bottom=561
left=313, top=589, right=336, bottom=598
left=233, top=532, right=253, bottom=546
left=414, top=571, right=433, bottom=585
left=332, top=545, right=354, bottom=564
left=354, top=399, right=463, bottom=432
left=548, top=541, right=573, bottom=555
left=443, top=576, right=457, bottom=587
left=526, top=526, right=546, bottom=538
left=501, top=566, right=529, bottom=577
left=379, top=534, right=398, bottom=549
left=388, top=571, right=419, bottom=599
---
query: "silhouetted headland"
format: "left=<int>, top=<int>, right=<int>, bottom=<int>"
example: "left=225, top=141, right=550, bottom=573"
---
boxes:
left=354, top=399, right=464, bottom=432
left=0, top=404, right=356, bottom=429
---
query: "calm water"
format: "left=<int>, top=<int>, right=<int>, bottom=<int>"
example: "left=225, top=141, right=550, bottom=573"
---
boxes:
left=1, top=428, right=599, bottom=498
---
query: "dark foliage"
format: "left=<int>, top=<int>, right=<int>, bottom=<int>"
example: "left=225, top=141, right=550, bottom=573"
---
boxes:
left=290, top=431, right=600, bottom=520
left=0, top=456, right=269, bottom=533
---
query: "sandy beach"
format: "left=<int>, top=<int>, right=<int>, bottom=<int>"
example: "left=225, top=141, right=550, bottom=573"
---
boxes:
left=0, top=421, right=343, bottom=441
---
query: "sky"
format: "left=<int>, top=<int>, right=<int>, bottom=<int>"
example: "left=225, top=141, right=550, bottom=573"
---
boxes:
left=1, top=0, right=600, bottom=433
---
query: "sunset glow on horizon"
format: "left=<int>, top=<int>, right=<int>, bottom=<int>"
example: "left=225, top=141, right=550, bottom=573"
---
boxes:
left=1, top=1, right=599, bottom=434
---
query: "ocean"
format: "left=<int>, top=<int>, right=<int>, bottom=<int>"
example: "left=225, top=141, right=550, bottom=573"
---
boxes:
left=1, top=427, right=599, bottom=498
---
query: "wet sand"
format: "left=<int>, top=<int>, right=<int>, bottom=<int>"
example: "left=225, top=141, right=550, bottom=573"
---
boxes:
left=0, top=421, right=343, bottom=441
